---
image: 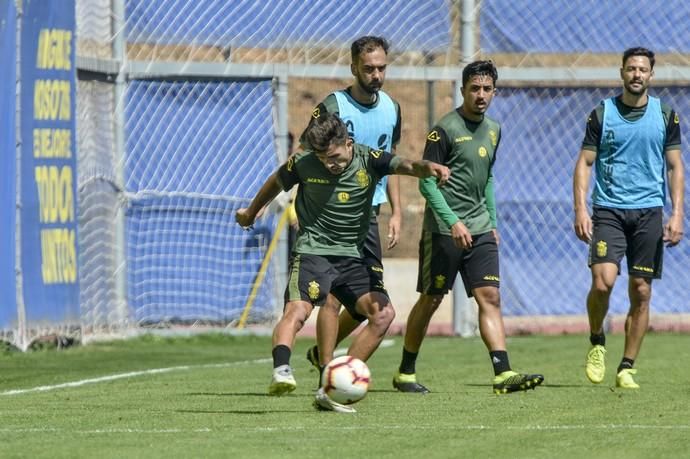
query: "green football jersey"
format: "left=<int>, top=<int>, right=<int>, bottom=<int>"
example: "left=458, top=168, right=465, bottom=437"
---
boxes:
left=277, top=143, right=401, bottom=257
left=422, top=109, right=501, bottom=235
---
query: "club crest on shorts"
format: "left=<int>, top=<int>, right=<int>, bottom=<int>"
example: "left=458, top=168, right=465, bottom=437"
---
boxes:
left=596, top=240, right=607, bottom=257
left=356, top=169, right=370, bottom=188
left=308, top=280, right=320, bottom=300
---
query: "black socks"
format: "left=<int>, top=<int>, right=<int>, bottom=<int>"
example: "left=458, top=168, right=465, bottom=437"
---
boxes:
left=272, top=344, right=291, bottom=368
left=399, top=348, right=418, bottom=374
left=589, top=333, right=606, bottom=347
left=490, top=350, right=511, bottom=375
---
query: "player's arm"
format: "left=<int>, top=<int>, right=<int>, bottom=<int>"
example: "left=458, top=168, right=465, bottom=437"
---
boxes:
left=572, top=109, right=600, bottom=243
left=369, top=147, right=449, bottom=184
left=663, top=108, right=683, bottom=246
left=388, top=156, right=449, bottom=184
left=384, top=104, right=404, bottom=248
left=485, top=131, right=500, bottom=230
left=385, top=147, right=402, bottom=249
left=664, top=147, right=684, bottom=247
left=418, top=127, right=472, bottom=249
left=484, top=133, right=500, bottom=243
left=235, top=158, right=299, bottom=228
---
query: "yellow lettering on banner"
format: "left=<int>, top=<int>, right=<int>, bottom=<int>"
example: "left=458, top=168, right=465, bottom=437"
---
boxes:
left=36, top=29, right=72, bottom=70
left=35, top=166, right=74, bottom=223
left=33, top=128, right=72, bottom=158
left=40, top=228, right=77, bottom=284
left=33, top=80, right=71, bottom=121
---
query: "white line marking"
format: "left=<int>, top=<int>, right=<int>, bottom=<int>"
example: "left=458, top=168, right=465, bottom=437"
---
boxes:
left=0, top=428, right=212, bottom=434
left=0, top=358, right=271, bottom=396
left=0, top=340, right=395, bottom=396
left=0, top=424, right=688, bottom=434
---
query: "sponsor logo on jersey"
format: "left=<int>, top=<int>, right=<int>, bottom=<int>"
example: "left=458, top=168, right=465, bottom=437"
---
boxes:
left=356, top=169, right=370, bottom=188
left=454, top=135, right=472, bottom=143
left=478, top=146, right=488, bottom=157
left=489, top=130, right=497, bottom=146
left=337, top=192, right=350, bottom=203
left=434, top=274, right=446, bottom=289
left=370, top=149, right=383, bottom=159
left=308, top=280, right=320, bottom=300
left=596, top=240, right=607, bottom=257
left=306, top=177, right=330, bottom=184
left=427, top=130, right=441, bottom=142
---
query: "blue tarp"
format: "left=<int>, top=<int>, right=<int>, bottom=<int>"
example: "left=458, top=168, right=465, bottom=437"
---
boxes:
left=126, top=0, right=451, bottom=52
left=481, top=0, right=690, bottom=53
left=125, top=80, right=279, bottom=323
left=491, top=87, right=690, bottom=315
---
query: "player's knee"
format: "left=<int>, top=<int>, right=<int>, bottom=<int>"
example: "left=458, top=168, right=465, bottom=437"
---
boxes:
left=475, top=286, right=500, bottom=309
left=368, top=303, right=395, bottom=331
left=283, top=302, right=311, bottom=329
left=591, top=279, right=614, bottom=297
left=630, top=278, right=652, bottom=304
left=419, top=294, right=443, bottom=313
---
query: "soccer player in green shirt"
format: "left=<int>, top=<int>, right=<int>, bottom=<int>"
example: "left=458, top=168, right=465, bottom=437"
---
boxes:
left=393, top=60, right=545, bottom=394
left=299, top=36, right=404, bottom=369
left=236, top=113, right=449, bottom=412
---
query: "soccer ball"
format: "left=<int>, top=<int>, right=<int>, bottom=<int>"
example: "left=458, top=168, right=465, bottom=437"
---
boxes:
left=321, top=355, right=371, bottom=405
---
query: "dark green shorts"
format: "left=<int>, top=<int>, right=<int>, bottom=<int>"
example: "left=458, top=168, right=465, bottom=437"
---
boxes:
left=416, top=230, right=499, bottom=296
left=284, top=253, right=389, bottom=319
left=589, top=206, right=663, bottom=279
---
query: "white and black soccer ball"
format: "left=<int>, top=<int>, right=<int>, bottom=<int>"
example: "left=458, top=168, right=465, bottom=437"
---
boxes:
left=321, top=355, right=371, bottom=405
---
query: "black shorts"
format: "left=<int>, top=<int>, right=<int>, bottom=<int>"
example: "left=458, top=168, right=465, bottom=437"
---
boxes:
left=416, top=230, right=499, bottom=296
left=589, top=206, right=664, bottom=279
left=284, top=253, right=389, bottom=319
left=362, top=214, right=384, bottom=287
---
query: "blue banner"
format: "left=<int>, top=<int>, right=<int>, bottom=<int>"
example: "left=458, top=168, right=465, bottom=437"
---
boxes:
left=0, top=0, right=17, bottom=329
left=20, top=0, right=79, bottom=323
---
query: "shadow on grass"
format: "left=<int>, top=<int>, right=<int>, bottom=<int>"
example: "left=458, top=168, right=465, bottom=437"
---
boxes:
left=187, top=392, right=314, bottom=398
left=175, top=409, right=311, bottom=414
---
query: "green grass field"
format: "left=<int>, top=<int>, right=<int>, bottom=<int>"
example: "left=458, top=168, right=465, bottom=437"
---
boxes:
left=1, top=332, right=688, bottom=459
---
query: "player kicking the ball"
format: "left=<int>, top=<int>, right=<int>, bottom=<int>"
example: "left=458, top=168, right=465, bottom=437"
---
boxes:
left=236, top=113, right=449, bottom=412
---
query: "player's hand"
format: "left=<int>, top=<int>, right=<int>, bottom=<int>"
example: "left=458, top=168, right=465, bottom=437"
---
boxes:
left=573, top=209, right=592, bottom=243
left=429, top=163, right=450, bottom=186
left=492, top=228, right=500, bottom=246
left=663, top=214, right=684, bottom=247
left=387, top=213, right=402, bottom=250
left=235, top=208, right=256, bottom=229
left=451, top=221, right=473, bottom=249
